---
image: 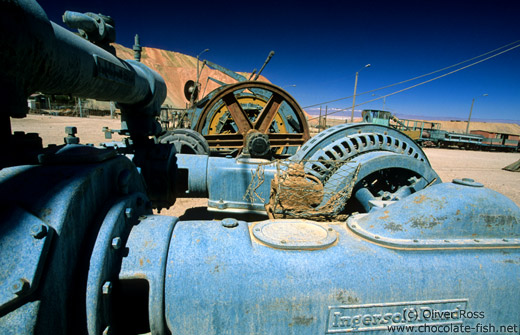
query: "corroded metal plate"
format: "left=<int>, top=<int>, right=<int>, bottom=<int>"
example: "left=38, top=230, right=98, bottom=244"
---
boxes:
left=252, top=220, right=336, bottom=250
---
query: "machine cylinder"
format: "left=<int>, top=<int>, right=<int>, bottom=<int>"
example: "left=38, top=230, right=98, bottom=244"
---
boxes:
left=160, top=183, right=520, bottom=334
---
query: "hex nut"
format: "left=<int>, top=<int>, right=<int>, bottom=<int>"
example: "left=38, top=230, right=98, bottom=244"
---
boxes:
left=102, top=281, right=112, bottom=295
left=111, top=237, right=122, bottom=250
left=11, top=278, right=29, bottom=295
left=30, top=224, right=48, bottom=239
left=125, top=208, right=133, bottom=219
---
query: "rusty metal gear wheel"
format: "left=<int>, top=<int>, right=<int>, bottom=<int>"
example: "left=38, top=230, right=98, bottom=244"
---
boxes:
left=194, top=81, right=310, bottom=153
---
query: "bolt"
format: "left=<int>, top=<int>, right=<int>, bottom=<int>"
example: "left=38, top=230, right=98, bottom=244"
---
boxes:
left=111, top=237, right=122, bottom=250
left=102, top=281, right=112, bottom=295
left=30, top=224, right=48, bottom=239
left=125, top=208, right=133, bottom=219
left=65, top=126, right=77, bottom=136
left=221, top=218, right=238, bottom=228
left=10, top=278, right=29, bottom=295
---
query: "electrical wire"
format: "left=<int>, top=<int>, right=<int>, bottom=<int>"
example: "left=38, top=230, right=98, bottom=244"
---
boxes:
left=306, top=41, right=520, bottom=120
left=303, top=39, right=520, bottom=111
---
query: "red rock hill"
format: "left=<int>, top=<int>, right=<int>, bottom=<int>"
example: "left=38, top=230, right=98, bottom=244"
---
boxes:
left=113, top=44, right=268, bottom=108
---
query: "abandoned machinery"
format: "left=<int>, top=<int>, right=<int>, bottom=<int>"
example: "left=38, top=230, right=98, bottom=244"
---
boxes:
left=155, top=49, right=311, bottom=157
left=1, top=1, right=519, bottom=334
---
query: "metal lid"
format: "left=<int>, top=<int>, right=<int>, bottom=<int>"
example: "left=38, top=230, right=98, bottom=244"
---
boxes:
left=347, top=183, right=520, bottom=249
left=252, top=220, right=337, bottom=250
left=452, top=178, right=483, bottom=187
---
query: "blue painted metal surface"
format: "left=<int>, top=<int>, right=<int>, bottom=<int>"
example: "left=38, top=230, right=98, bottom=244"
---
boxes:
left=1, top=1, right=520, bottom=334
left=0, top=155, right=149, bottom=334
left=348, top=182, right=520, bottom=248
left=175, top=121, right=440, bottom=215
left=164, top=201, right=520, bottom=334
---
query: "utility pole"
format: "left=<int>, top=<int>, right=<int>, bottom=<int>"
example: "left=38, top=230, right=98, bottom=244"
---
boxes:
left=351, top=64, right=371, bottom=122
left=466, top=94, right=488, bottom=134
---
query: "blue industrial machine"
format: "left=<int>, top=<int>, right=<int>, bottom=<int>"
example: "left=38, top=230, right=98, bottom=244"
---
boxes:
left=1, top=1, right=519, bottom=334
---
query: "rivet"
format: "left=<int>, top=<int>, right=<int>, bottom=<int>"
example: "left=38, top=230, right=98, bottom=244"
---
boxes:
left=30, top=224, right=47, bottom=239
left=351, top=224, right=357, bottom=228
left=413, top=239, right=419, bottom=243
left=222, top=218, right=238, bottom=228
left=10, top=278, right=29, bottom=295
left=111, top=237, right=122, bottom=250
left=328, top=228, right=333, bottom=231
left=280, top=240, right=287, bottom=244
left=102, top=281, right=112, bottom=295
left=444, top=240, right=450, bottom=243
left=503, top=238, right=509, bottom=242
left=374, top=236, right=380, bottom=240
left=474, top=239, right=480, bottom=243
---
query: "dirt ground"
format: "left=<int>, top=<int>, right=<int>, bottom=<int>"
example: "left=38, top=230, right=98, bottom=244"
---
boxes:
left=11, top=115, right=520, bottom=218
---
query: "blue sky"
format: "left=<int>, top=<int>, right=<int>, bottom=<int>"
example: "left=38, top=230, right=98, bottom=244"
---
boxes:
left=39, top=0, right=520, bottom=123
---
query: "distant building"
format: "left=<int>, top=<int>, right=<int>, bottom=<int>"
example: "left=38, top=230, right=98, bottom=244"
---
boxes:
left=27, top=93, right=49, bottom=109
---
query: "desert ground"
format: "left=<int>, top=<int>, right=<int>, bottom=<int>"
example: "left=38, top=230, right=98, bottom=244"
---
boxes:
left=11, top=114, right=520, bottom=219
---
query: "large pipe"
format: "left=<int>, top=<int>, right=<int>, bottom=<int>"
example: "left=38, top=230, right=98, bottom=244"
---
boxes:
left=0, top=0, right=165, bottom=136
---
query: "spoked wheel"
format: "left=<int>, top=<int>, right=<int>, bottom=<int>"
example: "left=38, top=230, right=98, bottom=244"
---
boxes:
left=194, top=81, right=310, bottom=155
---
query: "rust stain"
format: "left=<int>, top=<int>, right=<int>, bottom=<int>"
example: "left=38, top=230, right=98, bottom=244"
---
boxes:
left=378, top=210, right=390, bottom=220
left=503, top=259, right=520, bottom=264
left=335, top=290, right=360, bottom=305
left=41, top=208, right=52, bottom=218
left=139, top=258, right=144, bottom=267
left=384, top=222, right=403, bottom=232
left=413, top=194, right=427, bottom=204
left=290, top=316, right=314, bottom=326
left=409, top=215, right=446, bottom=229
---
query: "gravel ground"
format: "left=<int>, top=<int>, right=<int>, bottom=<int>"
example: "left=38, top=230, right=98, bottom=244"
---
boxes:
left=11, top=115, right=520, bottom=218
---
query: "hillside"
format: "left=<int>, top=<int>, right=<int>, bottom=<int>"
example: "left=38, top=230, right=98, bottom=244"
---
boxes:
left=432, top=120, right=520, bottom=135
left=112, top=44, right=268, bottom=108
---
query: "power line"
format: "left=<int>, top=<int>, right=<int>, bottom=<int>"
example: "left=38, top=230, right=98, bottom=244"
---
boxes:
left=307, top=42, right=520, bottom=121
left=303, top=39, right=520, bottom=110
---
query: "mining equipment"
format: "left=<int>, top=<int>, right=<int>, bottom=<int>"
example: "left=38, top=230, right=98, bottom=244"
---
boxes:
left=1, top=2, right=519, bottom=334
